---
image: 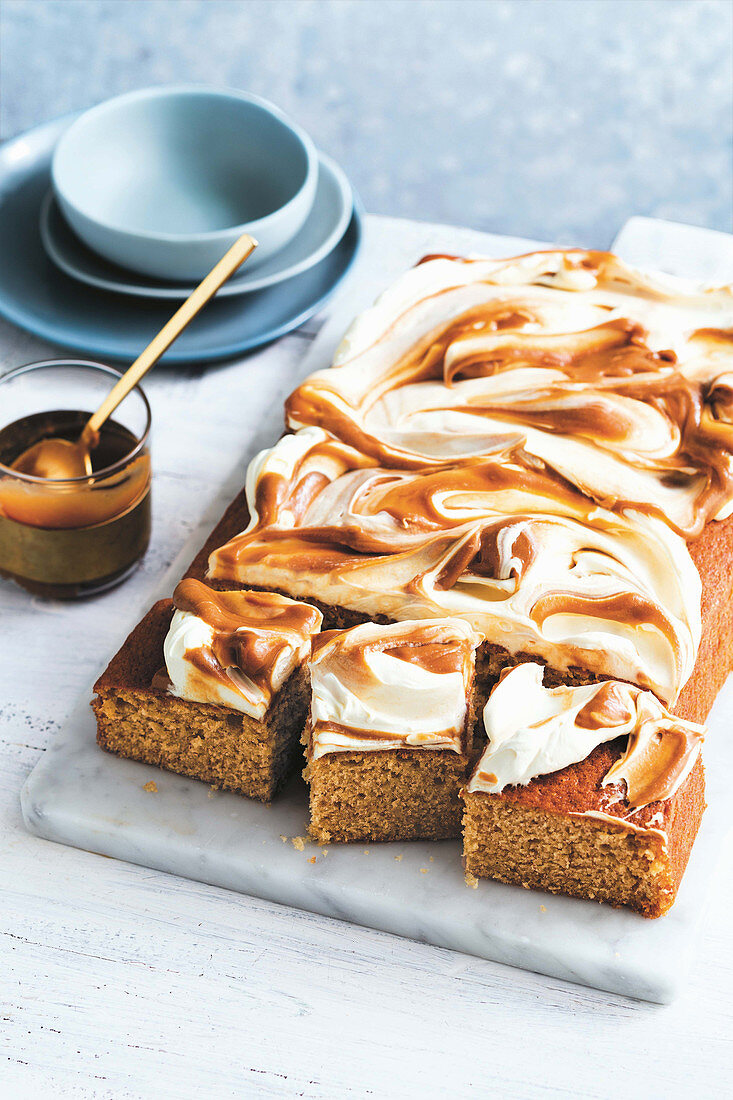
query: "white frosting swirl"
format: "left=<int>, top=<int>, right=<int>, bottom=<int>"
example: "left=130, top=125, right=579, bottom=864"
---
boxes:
left=164, top=609, right=272, bottom=716
left=309, top=619, right=478, bottom=760
left=208, top=250, right=733, bottom=705
left=468, top=662, right=704, bottom=807
left=163, top=586, right=322, bottom=718
left=209, top=427, right=701, bottom=704
left=287, top=251, right=733, bottom=536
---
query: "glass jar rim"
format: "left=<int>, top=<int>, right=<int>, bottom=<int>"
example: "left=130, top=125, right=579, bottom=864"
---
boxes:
left=0, top=358, right=151, bottom=484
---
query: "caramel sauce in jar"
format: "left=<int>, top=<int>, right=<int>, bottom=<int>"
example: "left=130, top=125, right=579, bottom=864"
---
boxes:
left=0, top=410, right=151, bottom=598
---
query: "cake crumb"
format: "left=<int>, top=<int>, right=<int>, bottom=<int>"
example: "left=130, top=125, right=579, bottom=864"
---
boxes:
left=143, top=780, right=157, bottom=793
left=429, top=856, right=434, bottom=862
left=207, top=786, right=217, bottom=799
left=363, top=849, right=370, bottom=855
left=394, top=855, right=403, bottom=862
left=464, top=871, right=479, bottom=889
left=308, top=855, right=317, bottom=864
left=420, top=867, right=428, bottom=874
left=539, top=904, right=547, bottom=913
left=292, top=835, right=307, bottom=851
left=321, top=848, right=329, bottom=856
left=280, top=835, right=288, bottom=843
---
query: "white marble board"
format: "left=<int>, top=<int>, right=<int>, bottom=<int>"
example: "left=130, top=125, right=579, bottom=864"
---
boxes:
left=20, top=217, right=733, bottom=1004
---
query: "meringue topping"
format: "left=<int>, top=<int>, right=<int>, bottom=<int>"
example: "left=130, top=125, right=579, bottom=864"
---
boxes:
left=163, top=579, right=322, bottom=718
left=467, top=663, right=704, bottom=811
left=308, top=619, right=479, bottom=760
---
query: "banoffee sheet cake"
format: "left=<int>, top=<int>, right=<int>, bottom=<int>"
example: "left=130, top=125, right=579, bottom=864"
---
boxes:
left=95, top=249, right=733, bottom=916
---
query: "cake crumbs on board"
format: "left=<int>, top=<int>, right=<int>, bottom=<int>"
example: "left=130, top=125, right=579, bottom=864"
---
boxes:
left=464, top=871, right=479, bottom=889
left=143, top=780, right=157, bottom=793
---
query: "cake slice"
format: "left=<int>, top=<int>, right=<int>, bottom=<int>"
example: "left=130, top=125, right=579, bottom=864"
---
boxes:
left=462, top=663, right=706, bottom=917
left=303, top=618, right=480, bottom=843
left=93, top=579, right=322, bottom=801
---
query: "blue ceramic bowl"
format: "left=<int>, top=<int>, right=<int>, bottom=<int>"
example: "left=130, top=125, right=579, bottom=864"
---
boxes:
left=51, top=86, right=318, bottom=279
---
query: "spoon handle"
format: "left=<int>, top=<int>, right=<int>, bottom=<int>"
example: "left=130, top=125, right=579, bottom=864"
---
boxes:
left=83, top=232, right=258, bottom=441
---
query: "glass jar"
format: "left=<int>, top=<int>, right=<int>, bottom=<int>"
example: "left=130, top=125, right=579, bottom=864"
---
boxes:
left=0, top=359, right=152, bottom=598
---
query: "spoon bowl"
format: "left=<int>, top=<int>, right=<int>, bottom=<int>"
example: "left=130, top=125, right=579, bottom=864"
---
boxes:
left=11, top=436, right=90, bottom=479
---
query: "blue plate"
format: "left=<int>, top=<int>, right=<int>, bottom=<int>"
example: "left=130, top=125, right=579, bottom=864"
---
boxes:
left=0, top=114, right=362, bottom=364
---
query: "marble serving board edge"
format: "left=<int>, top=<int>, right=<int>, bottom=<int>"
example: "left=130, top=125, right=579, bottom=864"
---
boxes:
left=19, top=673, right=733, bottom=1006
left=20, top=216, right=733, bottom=1005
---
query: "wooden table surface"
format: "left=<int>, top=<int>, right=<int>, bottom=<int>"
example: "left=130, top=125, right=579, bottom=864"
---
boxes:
left=2, top=215, right=732, bottom=1098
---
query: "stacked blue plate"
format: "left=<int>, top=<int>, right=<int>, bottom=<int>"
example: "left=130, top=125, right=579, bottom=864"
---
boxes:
left=0, top=110, right=362, bottom=365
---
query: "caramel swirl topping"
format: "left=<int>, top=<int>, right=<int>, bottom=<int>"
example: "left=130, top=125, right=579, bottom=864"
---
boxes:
left=468, top=663, right=705, bottom=814
left=209, top=426, right=700, bottom=704
left=308, top=619, right=479, bottom=760
left=286, top=251, right=733, bottom=536
left=602, top=695, right=705, bottom=808
left=163, top=579, right=322, bottom=718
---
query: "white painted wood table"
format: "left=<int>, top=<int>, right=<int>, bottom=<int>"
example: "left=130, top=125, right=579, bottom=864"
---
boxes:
left=2, top=214, right=732, bottom=1097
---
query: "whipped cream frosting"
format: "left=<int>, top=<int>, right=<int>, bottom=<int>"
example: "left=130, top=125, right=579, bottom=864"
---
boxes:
left=207, top=249, right=733, bottom=705
left=163, top=579, right=322, bottom=718
left=209, top=426, right=701, bottom=704
left=309, top=619, right=479, bottom=760
left=467, top=663, right=704, bottom=812
left=286, top=251, right=733, bottom=537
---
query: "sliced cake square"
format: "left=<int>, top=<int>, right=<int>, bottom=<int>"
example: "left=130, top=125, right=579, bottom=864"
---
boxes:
left=303, top=618, right=479, bottom=843
left=93, top=579, right=322, bottom=801
left=462, top=663, right=706, bottom=917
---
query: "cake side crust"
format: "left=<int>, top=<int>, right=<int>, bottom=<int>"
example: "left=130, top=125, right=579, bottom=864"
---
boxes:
left=306, top=748, right=472, bottom=843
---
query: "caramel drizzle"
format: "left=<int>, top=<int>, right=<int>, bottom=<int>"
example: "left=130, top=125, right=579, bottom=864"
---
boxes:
left=215, top=440, right=605, bottom=570
left=311, top=719, right=464, bottom=748
left=603, top=711, right=704, bottom=809
left=313, top=625, right=474, bottom=679
left=575, top=681, right=633, bottom=729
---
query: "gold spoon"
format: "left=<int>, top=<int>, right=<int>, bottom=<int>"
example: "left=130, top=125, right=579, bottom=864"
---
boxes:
left=12, top=233, right=258, bottom=480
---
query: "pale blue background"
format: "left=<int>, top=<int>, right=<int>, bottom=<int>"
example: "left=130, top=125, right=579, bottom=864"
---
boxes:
left=2, top=0, right=731, bottom=246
